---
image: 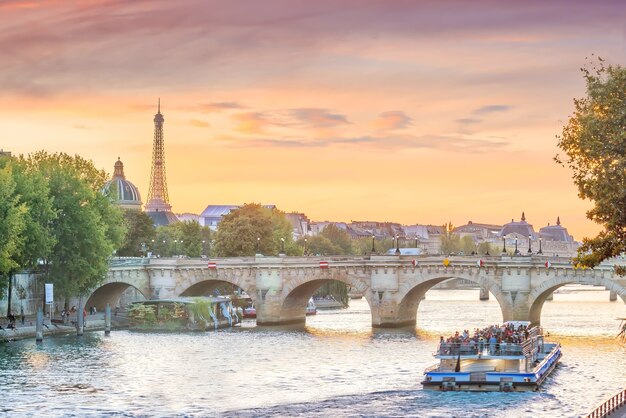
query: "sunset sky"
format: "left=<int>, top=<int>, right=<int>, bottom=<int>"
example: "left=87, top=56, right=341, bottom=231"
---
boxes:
left=2, top=0, right=626, bottom=239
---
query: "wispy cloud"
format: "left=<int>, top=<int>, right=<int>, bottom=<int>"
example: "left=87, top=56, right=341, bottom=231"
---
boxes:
left=289, top=108, right=349, bottom=128
left=372, top=111, right=412, bottom=131
left=185, top=102, right=245, bottom=113
left=230, top=108, right=348, bottom=134
left=189, top=119, right=210, bottom=128
left=220, top=133, right=508, bottom=152
left=455, top=118, right=482, bottom=125
left=472, top=105, right=512, bottom=115
left=232, top=112, right=274, bottom=135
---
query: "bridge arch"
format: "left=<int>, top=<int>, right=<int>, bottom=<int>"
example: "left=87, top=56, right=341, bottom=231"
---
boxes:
left=176, top=272, right=258, bottom=304
left=395, top=274, right=508, bottom=328
left=528, top=274, right=626, bottom=325
left=266, top=271, right=372, bottom=326
left=86, top=282, right=147, bottom=311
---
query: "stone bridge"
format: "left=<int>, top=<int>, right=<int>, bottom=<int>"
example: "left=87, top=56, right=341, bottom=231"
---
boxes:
left=87, top=255, right=626, bottom=328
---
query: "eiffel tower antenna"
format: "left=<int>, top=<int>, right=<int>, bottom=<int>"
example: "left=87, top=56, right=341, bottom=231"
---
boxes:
left=145, top=99, right=172, bottom=212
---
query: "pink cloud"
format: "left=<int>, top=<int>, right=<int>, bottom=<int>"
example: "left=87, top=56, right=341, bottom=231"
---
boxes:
left=371, top=111, right=412, bottom=131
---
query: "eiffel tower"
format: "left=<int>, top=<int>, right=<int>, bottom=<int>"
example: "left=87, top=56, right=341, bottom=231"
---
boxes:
left=144, top=99, right=178, bottom=225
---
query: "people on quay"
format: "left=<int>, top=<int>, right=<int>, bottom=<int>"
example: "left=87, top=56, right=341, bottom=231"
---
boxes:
left=7, top=313, right=16, bottom=329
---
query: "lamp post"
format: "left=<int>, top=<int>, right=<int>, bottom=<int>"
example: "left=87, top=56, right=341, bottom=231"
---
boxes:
left=256, top=237, right=260, bottom=254
left=395, top=235, right=400, bottom=255
left=162, top=240, right=166, bottom=257
left=502, top=236, right=507, bottom=254
left=538, top=236, right=543, bottom=254
left=304, top=237, right=308, bottom=255
left=371, top=235, right=376, bottom=253
left=415, top=236, right=418, bottom=248
left=151, top=239, right=155, bottom=256
left=527, top=234, right=532, bottom=254
left=207, top=228, right=211, bottom=257
left=174, top=239, right=178, bottom=256
left=514, top=237, right=520, bottom=255
left=180, top=240, right=184, bottom=256
left=202, top=240, right=206, bottom=256
left=280, top=237, right=285, bottom=254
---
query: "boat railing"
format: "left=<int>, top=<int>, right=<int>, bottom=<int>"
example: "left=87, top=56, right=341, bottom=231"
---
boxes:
left=521, top=334, right=545, bottom=357
left=585, top=388, right=626, bottom=418
left=436, top=342, right=524, bottom=356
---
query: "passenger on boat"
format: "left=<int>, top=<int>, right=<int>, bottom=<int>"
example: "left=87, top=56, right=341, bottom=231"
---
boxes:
left=438, top=322, right=533, bottom=356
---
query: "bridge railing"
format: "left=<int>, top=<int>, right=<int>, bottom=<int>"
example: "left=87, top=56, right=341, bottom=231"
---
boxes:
left=586, top=388, right=626, bottom=418
left=109, top=257, right=149, bottom=267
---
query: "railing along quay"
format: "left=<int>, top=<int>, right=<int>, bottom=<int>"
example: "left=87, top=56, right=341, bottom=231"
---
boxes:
left=586, top=389, right=626, bottom=418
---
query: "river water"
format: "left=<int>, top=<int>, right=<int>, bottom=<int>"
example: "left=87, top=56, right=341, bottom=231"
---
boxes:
left=0, top=288, right=624, bottom=417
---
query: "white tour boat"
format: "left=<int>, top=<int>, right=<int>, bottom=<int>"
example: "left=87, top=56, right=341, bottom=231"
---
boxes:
left=422, top=321, right=561, bottom=392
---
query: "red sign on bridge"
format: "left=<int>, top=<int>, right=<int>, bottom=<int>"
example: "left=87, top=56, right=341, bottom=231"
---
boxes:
left=319, top=261, right=329, bottom=269
left=207, top=262, right=217, bottom=269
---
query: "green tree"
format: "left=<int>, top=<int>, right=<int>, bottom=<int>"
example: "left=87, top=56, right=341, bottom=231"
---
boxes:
left=477, top=242, right=500, bottom=256
left=300, top=235, right=341, bottom=256
left=460, top=235, right=477, bottom=255
left=320, top=224, right=355, bottom=254
left=117, top=210, right=156, bottom=257
left=0, top=164, right=27, bottom=298
left=0, top=157, right=56, bottom=314
left=171, top=220, right=205, bottom=257
left=556, top=59, right=626, bottom=272
left=213, top=204, right=296, bottom=256
left=440, top=234, right=461, bottom=255
left=26, top=152, right=126, bottom=298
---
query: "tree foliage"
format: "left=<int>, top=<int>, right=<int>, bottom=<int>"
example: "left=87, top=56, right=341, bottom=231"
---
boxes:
left=0, top=164, right=27, bottom=293
left=555, top=59, right=626, bottom=272
left=117, top=210, right=156, bottom=257
left=213, top=204, right=296, bottom=256
left=25, top=152, right=126, bottom=297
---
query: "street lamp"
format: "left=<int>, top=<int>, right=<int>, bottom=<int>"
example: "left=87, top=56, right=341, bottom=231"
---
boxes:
left=180, top=240, right=184, bottom=256
left=151, top=239, right=155, bottom=255
left=514, top=237, right=520, bottom=255
left=256, top=237, right=260, bottom=254
left=502, top=235, right=507, bottom=254
left=371, top=235, right=376, bottom=253
left=414, top=236, right=418, bottom=248
left=538, top=236, right=543, bottom=254
left=202, top=240, right=206, bottom=256
left=174, top=239, right=178, bottom=256
left=395, top=235, right=400, bottom=255
left=527, top=234, right=532, bottom=254
left=304, top=237, right=308, bottom=255
left=280, top=237, right=285, bottom=254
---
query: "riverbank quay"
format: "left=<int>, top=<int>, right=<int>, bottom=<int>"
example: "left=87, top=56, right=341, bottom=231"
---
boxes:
left=0, top=314, right=127, bottom=343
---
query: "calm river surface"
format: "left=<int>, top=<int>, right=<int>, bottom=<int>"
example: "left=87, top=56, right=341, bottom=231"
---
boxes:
left=1, top=288, right=624, bottom=417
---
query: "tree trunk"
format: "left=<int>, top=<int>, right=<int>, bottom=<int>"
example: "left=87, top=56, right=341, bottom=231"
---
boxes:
left=6, top=271, right=13, bottom=316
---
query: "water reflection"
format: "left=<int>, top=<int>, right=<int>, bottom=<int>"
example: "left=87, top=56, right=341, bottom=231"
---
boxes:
left=0, top=289, right=623, bottom=417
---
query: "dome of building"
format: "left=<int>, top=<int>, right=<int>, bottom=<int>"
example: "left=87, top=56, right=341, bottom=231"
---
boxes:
left=103, top=158, right=142, bottom=210
left=539, top=217, right=574, bottom=242
left=500, top=212, right=536, bottom=238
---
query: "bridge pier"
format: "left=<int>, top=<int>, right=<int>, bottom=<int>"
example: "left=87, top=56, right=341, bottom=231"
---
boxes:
left=256, top=290, right=307, bottom=326
left=479, top=286, right=490, bottom=301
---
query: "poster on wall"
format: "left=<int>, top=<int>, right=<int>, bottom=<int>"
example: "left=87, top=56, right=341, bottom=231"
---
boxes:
left=45, top=283, right=54, bottom=304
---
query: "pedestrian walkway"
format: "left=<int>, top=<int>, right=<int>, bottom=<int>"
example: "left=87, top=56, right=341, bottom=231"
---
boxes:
left=0, top=312, right=125, bottom=342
